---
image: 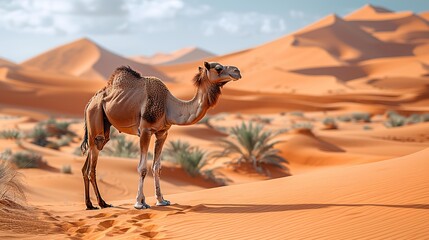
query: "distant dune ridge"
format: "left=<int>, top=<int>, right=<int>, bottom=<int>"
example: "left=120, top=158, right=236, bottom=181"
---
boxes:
left=21, top=38, right=171, bottom=81
left=130, top=47, right=215, bottom=65
left=0, top=57, right=16, bottom=67
left=0, top=4, right=428, bottom=115
left=160, top=4, right=429, bottom=96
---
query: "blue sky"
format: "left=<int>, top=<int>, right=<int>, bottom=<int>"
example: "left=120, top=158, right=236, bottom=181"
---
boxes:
left=0, top=0, right=428, bottom=62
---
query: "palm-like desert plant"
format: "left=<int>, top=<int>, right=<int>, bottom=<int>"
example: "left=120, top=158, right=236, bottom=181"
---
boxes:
left=164, top=140, right=206, bottom=177
left=214, top=122, right=287, bottom=172
left=103, top=135, right=140, bottom=158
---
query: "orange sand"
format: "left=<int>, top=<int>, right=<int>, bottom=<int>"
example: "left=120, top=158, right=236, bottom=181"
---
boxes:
left=0, top=4, right=429, bottom=239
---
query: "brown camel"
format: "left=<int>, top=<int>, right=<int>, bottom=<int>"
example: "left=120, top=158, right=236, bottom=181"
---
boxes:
left=80, top=62, right=241, bottom=210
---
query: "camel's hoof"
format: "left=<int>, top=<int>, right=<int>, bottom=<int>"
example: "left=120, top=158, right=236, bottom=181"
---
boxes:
left=100, top=203, right=113, bottom=208
left=86, top=206, right=99, bottom=210
left=134, top=202, right=151, bottom=209
left=156, top=199, right=170, bottom=206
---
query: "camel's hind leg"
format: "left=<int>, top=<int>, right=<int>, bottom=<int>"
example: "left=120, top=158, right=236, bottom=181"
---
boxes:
left=88, top=145, right=112, bottom=208
left=82, top=154, right=96, bottom=210
left=82, top=96, right=112, bottom=209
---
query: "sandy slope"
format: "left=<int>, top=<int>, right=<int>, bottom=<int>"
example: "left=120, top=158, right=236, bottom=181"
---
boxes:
left=130, top=47, right=215, bottom=65
left=3, top=142, right=426, bottom=239
left=0, top=65, right=104, bottom=116
left=1, top=4, right=429, bottom=239
left=21, top=38, right=171, bottom=81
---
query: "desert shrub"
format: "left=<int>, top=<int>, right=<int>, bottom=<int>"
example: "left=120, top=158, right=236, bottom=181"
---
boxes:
left=44, top=118, right=75, bottom=137
left=0, top=148, right=13, bottom=161
left=351, top=112, right=371, bottom=122
left=384, top=111, right=407, bottom=128
left=291, top=122, right=313, bottom=130
left=73, top=147, right=83, bottom=156
left=29, top=125, right=49, bottom=147
left=214, top=122, right=287, bottom=173
left=164, top=140, right=206, bottom=177
left=61, top=165, right=72, bottom=174
left=7, top=151, right=42, bottom=168
left=420, top=114, right=429, bottom=122
left=0, top=129, right=21, bottom=139
left=250, top=116, right=272, bottom=124
left=404, top=114, right=420, bottom=125
left=103, top=135, right=139, bottom=158
left=289, top=111, right=304, bottom=117
left=384, top=112, right=429, bottom=128
left=337, top=115, right=352, bottom=122
left=363, top=125, right=372, bottom=130
left=0, top=160, right=26, bottom=202
left=322, top=117, right=338, bottom=130
left=56, top=135, right=73, bottom=147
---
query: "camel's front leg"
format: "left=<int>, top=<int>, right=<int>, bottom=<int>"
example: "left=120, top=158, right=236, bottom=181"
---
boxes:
left=134, top=128, right=152, bottom=209
left=153, top=130, right=170, bottom=206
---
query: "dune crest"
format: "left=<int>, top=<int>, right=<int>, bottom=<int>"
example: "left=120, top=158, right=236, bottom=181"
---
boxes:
left=131, top=47, right=215, bottom=65
left=21, top=38, right=171, bottom=81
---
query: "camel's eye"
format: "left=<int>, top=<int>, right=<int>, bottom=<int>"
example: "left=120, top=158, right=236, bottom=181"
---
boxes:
left=215, top=65, right=223, bottom=73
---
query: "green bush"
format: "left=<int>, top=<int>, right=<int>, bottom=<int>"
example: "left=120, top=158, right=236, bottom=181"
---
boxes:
left=103, top=135, right=139, bottom=158
left=56, top=135, right=73, bottom=147
left=289, top=111, right=304, bottom=117
left=337, top=115, right=352, bottom=122
left=214, top=122, right=287, bottom=173
left=45, top=118, right=74, bottom=137
left=363, top=125, right=372, bottom=131
left=164, top=140, right=207, bottom=177
left=351, top=112, right=371, bottom=122
left=0, top=129, right=21, bottom=139
left=291, top=122, right=313, bottom=130
left=0, top=149, right=12, bottom=161
left=322, top=117, right=338, bottom=129
left=61, top=165, right=72, bottom=174
left=9, top=151, right=42, bottom=168
left=384, top=111, right=407, bottom=128
left=29, top=125, right=49, bottom=147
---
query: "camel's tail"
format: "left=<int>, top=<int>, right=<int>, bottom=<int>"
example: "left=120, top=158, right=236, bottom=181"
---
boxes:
left=80, top=101, right=90, bottom=156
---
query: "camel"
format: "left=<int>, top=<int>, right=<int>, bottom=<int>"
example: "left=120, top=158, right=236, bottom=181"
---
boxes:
left=80, top=62, right=241, bottom=210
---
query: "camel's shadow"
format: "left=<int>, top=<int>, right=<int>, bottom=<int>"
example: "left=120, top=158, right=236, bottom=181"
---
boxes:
left=153, top=203, right=429, bottom=214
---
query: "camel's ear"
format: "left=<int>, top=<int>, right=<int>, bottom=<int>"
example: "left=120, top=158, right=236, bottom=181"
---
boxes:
left=198, top=66, right=202, bottom=72
left=204, top=61, right=211, bottom=70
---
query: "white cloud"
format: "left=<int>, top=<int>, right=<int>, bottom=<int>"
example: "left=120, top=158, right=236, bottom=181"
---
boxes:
left=0, top=0, right=208, bottom=35
left=204, top=12, right=286, bottom=36
left=289, top=9, right=305, bottom=19
left=125, top=0, right=184, bottom=21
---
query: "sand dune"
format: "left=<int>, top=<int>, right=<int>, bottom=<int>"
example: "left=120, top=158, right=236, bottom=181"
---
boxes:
left=4, top=142, right=427, bottom=239
left=21, top=38, right=171, bottom=81
left=0, top=57, right=15, bottom=67
left=0, top=65, right=104, bottom=116
left=346, top=5, right=429, bottom=45
left=131, top=47, right=215, bottom=65
left=1, top=4, right=429, bottom=239
left=421, top=11, right=429, bottom=21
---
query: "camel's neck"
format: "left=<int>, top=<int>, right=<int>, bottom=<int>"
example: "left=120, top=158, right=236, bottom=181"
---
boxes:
left=166, top=82, right=221, bottom=126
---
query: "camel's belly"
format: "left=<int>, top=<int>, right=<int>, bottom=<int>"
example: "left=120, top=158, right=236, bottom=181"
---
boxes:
left=103, top=88, right=144, bottom=135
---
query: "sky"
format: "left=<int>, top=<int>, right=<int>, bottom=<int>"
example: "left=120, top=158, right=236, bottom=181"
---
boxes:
left=0, top=0, right=428, bottom=62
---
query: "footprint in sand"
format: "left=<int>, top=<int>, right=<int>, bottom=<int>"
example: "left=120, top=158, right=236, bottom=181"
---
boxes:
left=132, top=213, right=153, bottom=220
left=98, top=219, right=115, bottom=229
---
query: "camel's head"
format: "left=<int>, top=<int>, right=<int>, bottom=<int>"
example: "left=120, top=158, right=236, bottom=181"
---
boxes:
left=198, top=62, right=241, bottom=87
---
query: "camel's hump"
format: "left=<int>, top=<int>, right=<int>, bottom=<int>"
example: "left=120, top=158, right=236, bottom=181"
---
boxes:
left=107, top=66, right=142, bottom=86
